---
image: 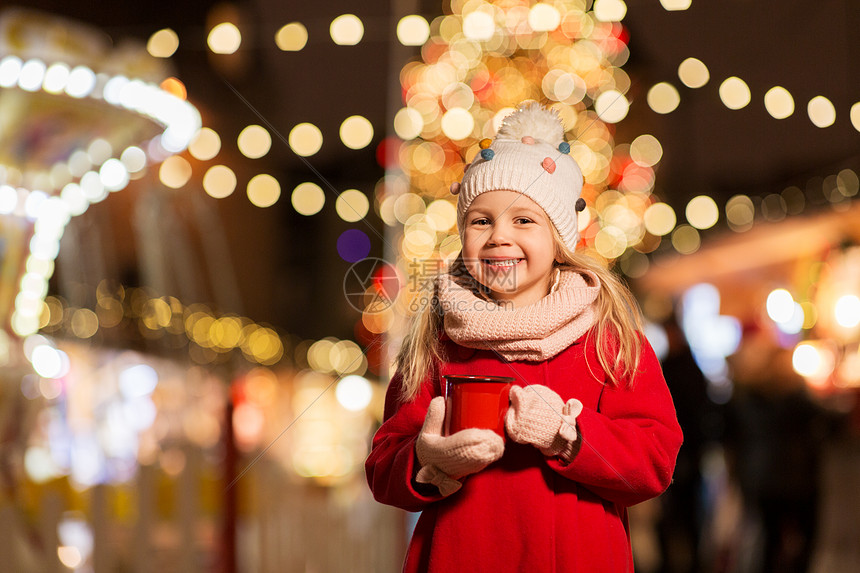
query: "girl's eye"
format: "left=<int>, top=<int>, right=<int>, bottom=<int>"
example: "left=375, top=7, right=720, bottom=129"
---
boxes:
left=471, top=218, right=489, bottom=225
left=515, top=217, right=533, bottom=224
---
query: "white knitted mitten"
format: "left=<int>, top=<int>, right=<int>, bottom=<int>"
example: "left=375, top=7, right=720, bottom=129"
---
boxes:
left=415, top=397, right=505, bottom=495
left=505, top=385, right=582, bottom=461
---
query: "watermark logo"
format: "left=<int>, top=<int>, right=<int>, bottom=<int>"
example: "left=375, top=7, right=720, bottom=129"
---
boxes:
left=342, top=257, right=401, bottom=313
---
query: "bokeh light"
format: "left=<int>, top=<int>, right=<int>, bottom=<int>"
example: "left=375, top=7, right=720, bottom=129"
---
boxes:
left=337, top=229, right=371, bottom=263
left=238, top=125, right=272, bottom=159
left=766, top=289, right=795, bottom=323
left=764, top=86, right=794, bottom=119
left=100, top=159, right=129, bottom=192
left=792, top=341, right=835, bottom=379
left=340, top=115, right=374, bottom=149
left=330, top=14, right=364, bottom=45
left=160, top=77, right=186, bottom=100
left=807, top=96, right=836, bottom=128
left=203, top=165, right=237, bottom=198
left=719, top=76, right=751, bottom=110
left=335, top=375, right=373, bottom=411
left=18, top=59, right=45, bottom=92
left=726, top=194, right=755, bottom=232
left=835, top=295, right=860, bottom=328
left=685, top=195, right=719, bottom=229
left=660, top=0, right=692, bottom=10
left=189, top=127, right=221, bottom=161
left=851, top=102, right=860, bottom=133
left=275, top=22, right=308, bottom=51
left=147, top=28, right=179, bottom=58
left=159, top=156, right=192, bottom=189
left=678, top=57, right=709, bottom=88
left=397, top=15, right=430, bottom=46
left=336, top=189, right=370, bottom=222
left=247, top=174, right=281, bottom=208
left=292, top=182, right=326, bottom=215
left=208, top=22, right=242, bottom=54
left=462, top=11, right=495, bottom=41
left=671, top=225, right=700, bottom=254
left=643, top=202, right=676, bottom=236
left=594, top=226, right=627, bottom=258
left=440, top=108, right=475, bottom=140
left=593, top=0, right=628, bottom=22
left=43, top=63, right=70, bottom=94
left=528, top=3, right=562, bottom=31
left=120, top=146, right=147, bottom=173
left=289, top=123, right=323, bottom=156
left=594, top=90, right=629, bottom=123
left=630, top=134, right=663, bottom=167
left=394, top=107, right=424, bottom=140
left=647, top=82, right=680, bottom=114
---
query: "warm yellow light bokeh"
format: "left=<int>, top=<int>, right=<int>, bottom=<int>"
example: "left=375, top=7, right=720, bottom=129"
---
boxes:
left=147, top=28, right=179, bottom=58
left=292, top=182, right=326, bottom=215
left=330, top=14, right=364, bottom=46
left=71, top=308, right=98, bottom=338
left=247, top=174, right=281, bottom=207
left=807, top=96, right=836, bottom=128
left=594, top=226, right=627, bottom=259
left=764, top=86, right=794, bottom=119
left=647, top=82, right=680, bottom=114
left=440, top=108, right=475, bottom=140
left=726, top=194, right=755, bottom=232
left=208, top=22, right=242, bottom=54
left=671, top=225, right=701, bottom=254
left=394, top=107, right=424, bottom=140
left=593, top=0, right=628, bottom=22
left=851, top=102, right=860, bottom=133
left=719, top=76, right=751, bottom=110
left=189, top=127, right=221, bottom=161
left=336, top=189, right=370, bottom=222
left=397, top=15, right=430, bottom=46
left=678, top=57, right=709, bottom=88
left=275, top=22, right=308, bottom=51
left=594, top=90, right=629, bottom=123
left=339, top=115, right=374, bottom=149
left=686, top=195, right=719, bottom=229
left=426, top=199, right=457, bottom=231
left=289, top=123, right=323, bottom=156
left=203, top=165, right=237, bottom=199
left=159, top=156, right=192, bottom=189
left=238, top=125, right=272, bottom=159
left=643, top=202, right=676, bottom=236
left=630, top=134, right=663, bottom=167
left=462, top=11, right=495, bottom=41
left=660, top=0, right=692, bottom=11
left=528, top=3, right=562, bottom=31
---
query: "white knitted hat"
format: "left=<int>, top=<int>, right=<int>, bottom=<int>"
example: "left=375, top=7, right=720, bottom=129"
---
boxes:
left=452, top=102, right=585, bottom=252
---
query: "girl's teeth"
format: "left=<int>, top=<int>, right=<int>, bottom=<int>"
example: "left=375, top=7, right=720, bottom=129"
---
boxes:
left=487, top=259, right=520, bottom=266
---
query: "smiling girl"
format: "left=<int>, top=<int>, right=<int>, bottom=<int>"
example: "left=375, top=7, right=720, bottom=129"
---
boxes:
left=366, top=103, right=682, bottom=572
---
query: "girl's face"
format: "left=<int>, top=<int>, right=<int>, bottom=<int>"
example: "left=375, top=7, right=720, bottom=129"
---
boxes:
left=461, top=190, right=559, bottom=308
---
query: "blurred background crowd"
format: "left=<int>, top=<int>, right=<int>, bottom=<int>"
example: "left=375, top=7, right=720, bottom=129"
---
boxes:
left=0, top=1, right=859, bottom=572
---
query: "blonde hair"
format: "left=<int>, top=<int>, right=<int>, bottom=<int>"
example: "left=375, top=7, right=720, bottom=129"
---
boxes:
left=394, top=227, right=644, bottom=402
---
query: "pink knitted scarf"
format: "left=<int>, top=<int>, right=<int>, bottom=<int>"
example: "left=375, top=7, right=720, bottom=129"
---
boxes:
left=436, top=268, right=601, bottom=362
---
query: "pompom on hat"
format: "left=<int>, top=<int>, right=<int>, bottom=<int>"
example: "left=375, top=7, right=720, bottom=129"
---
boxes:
left=453, top=102, right=585, bottom=252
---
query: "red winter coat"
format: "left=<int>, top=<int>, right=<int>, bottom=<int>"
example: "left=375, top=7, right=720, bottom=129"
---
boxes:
left=366, top=330, right=683, bottom=572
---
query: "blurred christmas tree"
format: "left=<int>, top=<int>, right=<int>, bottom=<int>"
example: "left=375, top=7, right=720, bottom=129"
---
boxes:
left=364, top=1, right=664, bottom=365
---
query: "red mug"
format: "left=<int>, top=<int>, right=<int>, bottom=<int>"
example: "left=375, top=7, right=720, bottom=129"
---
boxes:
left=442, top=375, right=514, bottom=439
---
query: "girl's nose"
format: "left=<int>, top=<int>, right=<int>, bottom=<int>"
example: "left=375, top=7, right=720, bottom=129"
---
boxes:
left=487, top=225, right=512, bottom=246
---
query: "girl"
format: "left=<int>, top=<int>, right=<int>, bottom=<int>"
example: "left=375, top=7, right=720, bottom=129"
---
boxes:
left=365, top=103, right=683, bottom=572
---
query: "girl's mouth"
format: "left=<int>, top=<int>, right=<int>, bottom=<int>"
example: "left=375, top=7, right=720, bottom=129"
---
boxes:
left=482, top=258, right=524, bottom=269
